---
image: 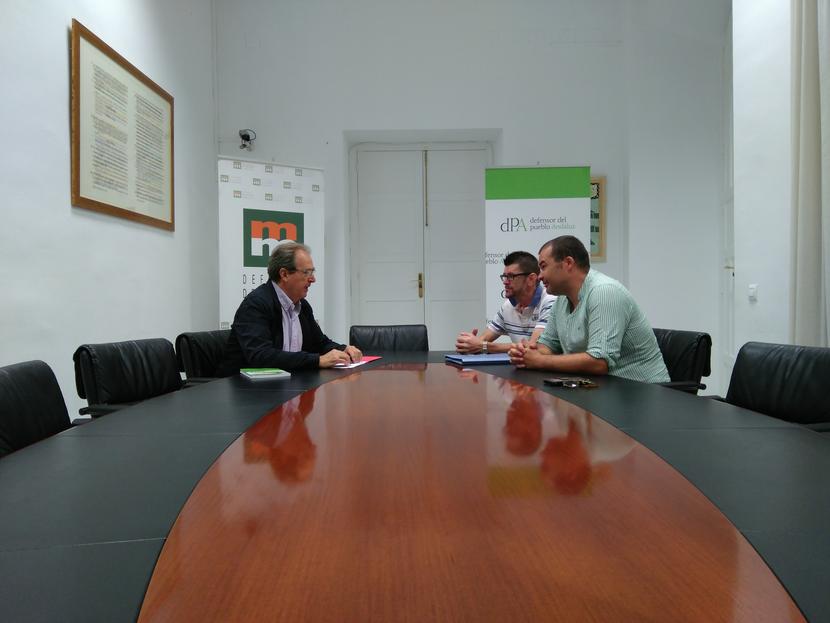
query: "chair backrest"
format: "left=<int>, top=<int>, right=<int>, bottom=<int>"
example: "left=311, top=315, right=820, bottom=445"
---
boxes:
left=348, top=325, right=429, bottom=352
left=0, top=360, right=70, bottom=458
left=726, top=341, right=830, bottom=426
left=175, top=330, right=230, bottom=379
left=73, top=338, right=182, bottom=407
left=653, top=328, right=712, bottom=385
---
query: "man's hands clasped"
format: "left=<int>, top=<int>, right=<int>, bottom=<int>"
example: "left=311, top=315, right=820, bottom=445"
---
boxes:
left=509, top=339, right=543, bottom=369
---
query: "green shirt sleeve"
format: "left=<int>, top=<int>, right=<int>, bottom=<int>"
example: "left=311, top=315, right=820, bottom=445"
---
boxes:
left=584, top=284, right=631, bottom=369
left=537, top=302, right=562, bottom=353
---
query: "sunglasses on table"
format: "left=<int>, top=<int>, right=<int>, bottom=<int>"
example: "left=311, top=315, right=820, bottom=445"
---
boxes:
left=543, top=377, right=599, bottom=389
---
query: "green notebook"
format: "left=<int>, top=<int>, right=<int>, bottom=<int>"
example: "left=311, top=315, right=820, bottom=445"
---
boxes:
left=240, top=368, right=291, bottom=380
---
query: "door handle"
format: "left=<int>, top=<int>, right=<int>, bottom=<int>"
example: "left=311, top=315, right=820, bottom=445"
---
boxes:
left=418, top=272, right=424, bottom=298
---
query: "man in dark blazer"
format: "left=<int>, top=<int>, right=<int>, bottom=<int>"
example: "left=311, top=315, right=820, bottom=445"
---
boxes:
left=217, top=242, right=361, bottom=375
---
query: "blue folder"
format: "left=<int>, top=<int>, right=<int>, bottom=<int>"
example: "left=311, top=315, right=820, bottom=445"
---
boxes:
left=444, top=353, right=511, bottom=365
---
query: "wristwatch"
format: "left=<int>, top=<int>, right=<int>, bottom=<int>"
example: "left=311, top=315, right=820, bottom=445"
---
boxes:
left=481, top=341, right=489, bottom=354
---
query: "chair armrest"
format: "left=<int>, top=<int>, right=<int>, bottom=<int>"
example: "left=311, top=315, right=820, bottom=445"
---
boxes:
left=183, top=377, right=218, bottom=386
left=79, top=403, right=133, bottom=417
left=658, top=381, right=706, bottom=394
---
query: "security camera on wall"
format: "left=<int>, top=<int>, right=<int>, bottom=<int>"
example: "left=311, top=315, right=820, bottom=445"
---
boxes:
left=239, top=129, right=256, bottom=150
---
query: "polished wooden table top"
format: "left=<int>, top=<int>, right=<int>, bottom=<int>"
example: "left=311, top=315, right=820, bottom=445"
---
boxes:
left=138, top=364, right=804, bottom=622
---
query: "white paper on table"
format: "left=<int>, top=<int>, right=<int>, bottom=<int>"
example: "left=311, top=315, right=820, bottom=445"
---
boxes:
left=332, top=356, right=382, bottom=369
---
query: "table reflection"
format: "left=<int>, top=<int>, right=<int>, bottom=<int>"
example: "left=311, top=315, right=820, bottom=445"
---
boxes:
left=243, top=391, right=317, bottom=484
left=490, top=377, right=635, bottom=496
left=503, top=393, right=543, bottom=456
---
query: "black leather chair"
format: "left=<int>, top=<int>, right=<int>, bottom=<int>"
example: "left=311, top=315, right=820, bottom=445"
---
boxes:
left=653, top=328, right=712, bottom=394
left=73, top=338, right=183, bottom=417
left=175, top=330, right=230, bottom=382
left=725, top=341, right=830, bottom=431
left=348, top=324, right=429, bottom=352
left=0, top=360, right=72, bottom=458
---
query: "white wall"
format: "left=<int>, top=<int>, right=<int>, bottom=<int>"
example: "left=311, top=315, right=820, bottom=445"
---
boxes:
left=0, top=0, right=736, bottom=413
left=733, top=0, right=793, bottom=347
left=214, top=0, right=730, bottom=390
left=0, top=0, right=218, bottom=416
left=0, top=0, right=803, bottom=415
left=624, top=0, right=730, bottom=392
left=214, top=0, right=630, bottom=321
left=216, top=0, right=729, bottom=391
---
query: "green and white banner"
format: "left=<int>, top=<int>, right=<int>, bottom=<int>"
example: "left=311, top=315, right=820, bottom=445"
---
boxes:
left=485, top=167, right=590, bottom=319
left=218, top=158, right=325, bottom=329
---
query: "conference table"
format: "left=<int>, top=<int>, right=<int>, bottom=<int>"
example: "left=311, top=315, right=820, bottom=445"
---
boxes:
left=1, top=352, right=829, bottom=621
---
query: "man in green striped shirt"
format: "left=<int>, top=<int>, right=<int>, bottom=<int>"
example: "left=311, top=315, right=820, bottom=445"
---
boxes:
left=509, top=236, right=670, bottom=383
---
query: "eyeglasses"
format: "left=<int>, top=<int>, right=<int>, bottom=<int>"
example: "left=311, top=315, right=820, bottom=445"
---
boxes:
left=291, top=268, right=316, bottom=277
left=499, top=272, right=531, bottom=282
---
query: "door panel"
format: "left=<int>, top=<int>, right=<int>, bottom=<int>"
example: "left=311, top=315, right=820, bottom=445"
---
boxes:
left=424, top=149, right=488, bottom=348
left=352, top=145, right=489, bottom=348
left=355, top=150, right=424, bottom=326
left=427, top=299, right=486, bottom=347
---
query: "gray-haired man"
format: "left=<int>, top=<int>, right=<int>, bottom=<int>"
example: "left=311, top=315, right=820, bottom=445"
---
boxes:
left=218, top=242, right=361, bottom=374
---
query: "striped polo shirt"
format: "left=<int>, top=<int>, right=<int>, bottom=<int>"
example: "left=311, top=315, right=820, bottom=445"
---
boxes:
left=487, top=285, right=557, bottom=343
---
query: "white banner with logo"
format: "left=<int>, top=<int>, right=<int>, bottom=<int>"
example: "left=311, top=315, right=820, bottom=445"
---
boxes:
left=484, top=167, right=591, bottom=322
left=218, top=158, right=325, bottom=329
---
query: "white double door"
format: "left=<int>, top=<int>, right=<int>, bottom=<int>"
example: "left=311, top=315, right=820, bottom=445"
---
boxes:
left=351, top=144, right=490, bottom=349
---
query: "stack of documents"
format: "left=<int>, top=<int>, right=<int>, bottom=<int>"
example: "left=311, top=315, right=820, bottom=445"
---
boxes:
left=444, top=353, right=511, bottom=365
left=240, top=368, right=291, bottom=380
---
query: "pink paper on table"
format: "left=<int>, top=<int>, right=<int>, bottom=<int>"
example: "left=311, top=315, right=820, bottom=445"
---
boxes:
left=332, top=355, right=382, bottom=369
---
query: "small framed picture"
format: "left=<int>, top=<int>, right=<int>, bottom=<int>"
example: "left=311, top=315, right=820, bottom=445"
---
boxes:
left=590, top=176, right=606, bottom=262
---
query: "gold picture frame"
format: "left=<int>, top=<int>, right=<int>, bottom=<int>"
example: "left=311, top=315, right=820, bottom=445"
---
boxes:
left=590, top=176, right=606, bottom=262
left=71, top=19, right=174, bottom=231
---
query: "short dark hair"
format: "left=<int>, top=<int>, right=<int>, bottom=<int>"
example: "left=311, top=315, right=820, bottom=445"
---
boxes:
left=539, top=236, right=590, bottom=270
left=268, top=241, right=311, bottom=282
left=503, top=250, right=540, bottom=274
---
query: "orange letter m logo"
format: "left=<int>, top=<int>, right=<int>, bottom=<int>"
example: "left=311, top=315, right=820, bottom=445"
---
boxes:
left=251, top=220, right=297, bottom=243
left=243, top=209, right=305, bottom=268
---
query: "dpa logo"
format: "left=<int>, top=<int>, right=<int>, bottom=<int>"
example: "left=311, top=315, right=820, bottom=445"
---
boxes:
left=243, top=209, right=305, bottom=267
left=500, top=217, right=527, bottom=232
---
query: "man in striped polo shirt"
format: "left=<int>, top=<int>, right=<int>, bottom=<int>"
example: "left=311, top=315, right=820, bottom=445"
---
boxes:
left=509, top=236, right=669, bottom=383
left=455, top=251, right=556, bottom=354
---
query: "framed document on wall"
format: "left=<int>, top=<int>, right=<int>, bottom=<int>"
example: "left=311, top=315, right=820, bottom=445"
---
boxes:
left=590, top=176, right=606, bottom=262
left=70, top=19, right=174, bottom=231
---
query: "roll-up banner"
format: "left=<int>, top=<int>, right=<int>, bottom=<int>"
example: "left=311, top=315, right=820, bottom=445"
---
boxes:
left=218, top=158, right=325, bottom=329
left=484, top=166, right=591, bottom=321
